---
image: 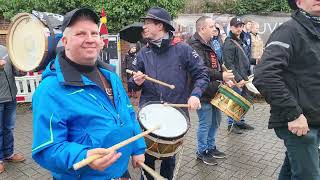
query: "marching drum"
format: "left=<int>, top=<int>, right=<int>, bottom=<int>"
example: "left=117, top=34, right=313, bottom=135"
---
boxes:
left=138, top=102, right=189, bottom=159
left=6, top=12, right=62, bottom=72
left=211, top=84, right=252, bottom=121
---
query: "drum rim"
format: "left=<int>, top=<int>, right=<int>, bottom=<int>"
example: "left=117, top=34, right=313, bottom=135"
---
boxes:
left=138, top=101, right=190, bottom=141
left=219, top=84, right=252, bottom=108
left=6, top=13, right=48, bottom=72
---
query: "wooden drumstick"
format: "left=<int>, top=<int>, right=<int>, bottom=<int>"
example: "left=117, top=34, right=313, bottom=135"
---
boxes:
left=126, top=69, right=175, bottom=89
left=138, top=161, right=167, bottom=180
left=221, top=64, right=241, bottom=88
left=73, top=126, right=161, bottom=170
left=163, top=103, right=190, bottom=108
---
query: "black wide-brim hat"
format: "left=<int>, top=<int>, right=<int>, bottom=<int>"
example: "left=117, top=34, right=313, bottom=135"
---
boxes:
left=140, top=7, right=175, bottom=31
left=288, top=0, right=298, bottom=10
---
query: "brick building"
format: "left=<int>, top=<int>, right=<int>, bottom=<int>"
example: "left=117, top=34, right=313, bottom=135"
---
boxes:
left=0, top=16, right=9, bottom=45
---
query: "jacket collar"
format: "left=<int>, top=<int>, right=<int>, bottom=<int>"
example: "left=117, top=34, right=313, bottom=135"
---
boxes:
left=54, top=51, right=114, bottom=87
left=147, top=31, right=175, bottom=53
left=190, top=32, right=213, bottom=50
left=292, top=10, right=320, bottom=39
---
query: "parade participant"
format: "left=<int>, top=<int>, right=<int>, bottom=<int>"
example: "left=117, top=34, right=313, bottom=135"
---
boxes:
left=129, top=6, right=209, bottom=180
left=254, top=0, right=320, bottom=179
left=188, top=16, right=234, bottom=166
left=223, top=17, right=254, bottom=134
left=32, top=8, right=146, bottom=179
left=0, top=45, right=26, bottom=173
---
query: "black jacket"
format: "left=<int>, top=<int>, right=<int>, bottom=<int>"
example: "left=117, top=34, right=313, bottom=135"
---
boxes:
left=253, top=10, right=320, bottom=128
left=187, top=32, right=223, bottom=102
left=223, top=35, right=251, bottom=82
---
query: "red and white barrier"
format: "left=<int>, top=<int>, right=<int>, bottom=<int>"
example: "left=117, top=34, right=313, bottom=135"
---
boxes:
left=15, top=72, right=42, bottom=103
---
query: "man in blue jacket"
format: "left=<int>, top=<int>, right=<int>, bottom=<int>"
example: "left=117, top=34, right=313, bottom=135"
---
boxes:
left=129, top=7, right=209, bottom=180
left=32, top=8, right=146, bottom=180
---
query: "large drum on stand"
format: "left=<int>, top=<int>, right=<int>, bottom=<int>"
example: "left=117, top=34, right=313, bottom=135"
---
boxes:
left=6, top=12, right=62, bottom=72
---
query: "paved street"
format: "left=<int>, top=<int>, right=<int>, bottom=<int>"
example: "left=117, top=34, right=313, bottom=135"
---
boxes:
left=1, top=101, right=285, bottom=180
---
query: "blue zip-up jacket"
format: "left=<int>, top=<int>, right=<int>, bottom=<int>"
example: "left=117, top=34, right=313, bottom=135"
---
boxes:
left=32, top=53, right=146, bottom=180
left=128, top=34, right=209, bottom=111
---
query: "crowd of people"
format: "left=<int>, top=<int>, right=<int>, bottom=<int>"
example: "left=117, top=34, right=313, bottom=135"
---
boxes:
left=0, top=0, right=319, bottom=179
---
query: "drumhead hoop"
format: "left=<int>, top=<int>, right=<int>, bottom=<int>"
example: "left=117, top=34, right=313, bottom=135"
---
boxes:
left=6, top=13, right=48, bottom=72
left=138, top=101, right=189, bottom=140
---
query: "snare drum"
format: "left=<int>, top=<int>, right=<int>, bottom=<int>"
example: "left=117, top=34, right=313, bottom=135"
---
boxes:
left=138, top=102, right=189, bottom=158
left=6, top=13, right=62, bottom=72
left=211, top=85, right=252, bottom=121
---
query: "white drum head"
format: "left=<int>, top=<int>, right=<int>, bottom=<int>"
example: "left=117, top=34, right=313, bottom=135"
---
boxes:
left=139, top=104, right=188, bottom=139
left=7, top=13, right=47, bottom=71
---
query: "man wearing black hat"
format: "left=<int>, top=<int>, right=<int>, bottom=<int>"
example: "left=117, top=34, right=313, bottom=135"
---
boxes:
left=32, top=8, right=146, bottom=179
left=254, top=0, right=320, bottom=179
left=129, top=6, right=209, bottom=180
left=223, top=17, right=254, bottom=134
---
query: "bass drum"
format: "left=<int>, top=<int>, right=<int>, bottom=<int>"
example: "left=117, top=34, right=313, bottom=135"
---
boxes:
left=6, top=13, right=62, bottom=72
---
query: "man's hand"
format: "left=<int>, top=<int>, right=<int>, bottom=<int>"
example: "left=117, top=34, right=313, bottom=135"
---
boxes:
left=133, top=71, right=146, bottom=86
left=131, top=154, right=145, bottom=168
left=87, top=148, right=121, bottom=171
left=0, top=59, right=6, bottom=69
left=288, top=114, right=310, bottom=136
left=225, top=80, right=235, bottom=87
left=237, top=80, right=246, bottom=88
left=188, top=96, right=201, bottom=110
left=222, top=71, right=235, bottom=82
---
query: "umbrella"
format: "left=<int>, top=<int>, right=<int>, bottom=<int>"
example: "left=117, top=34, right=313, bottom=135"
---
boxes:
left=119, top=22, right=143, bottom=43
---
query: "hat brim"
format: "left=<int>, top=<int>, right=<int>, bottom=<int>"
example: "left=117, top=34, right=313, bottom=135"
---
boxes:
left=140, top=15, right=175, bottom=31
left=231, top=22, right=245, bottom=27
left=288, top=0, right=298, bottom=10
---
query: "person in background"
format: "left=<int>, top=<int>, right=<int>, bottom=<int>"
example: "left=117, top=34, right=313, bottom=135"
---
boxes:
left=211, top=23, right=225, bottom=63
left=254, top=0, right=320, bottom=179
left=250, top=21, right=264, bottom=71
left=123, top=44, right=138, bottom=97
left=0, top=45, right=26, bottom=174
left=241, top=19, right=252, bottom=59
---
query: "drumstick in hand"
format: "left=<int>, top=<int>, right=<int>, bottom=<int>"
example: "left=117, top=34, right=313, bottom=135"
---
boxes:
left=163, top=103, right=190, bottom=108
left=221, top=64, right=242, bottom=88
left=126, top=69, right=175, bottom=89
left=73, top=126, right=161, bottom=170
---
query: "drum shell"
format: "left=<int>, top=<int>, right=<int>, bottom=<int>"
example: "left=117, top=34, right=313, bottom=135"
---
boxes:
left=211, top=85, right=252, bottom=121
